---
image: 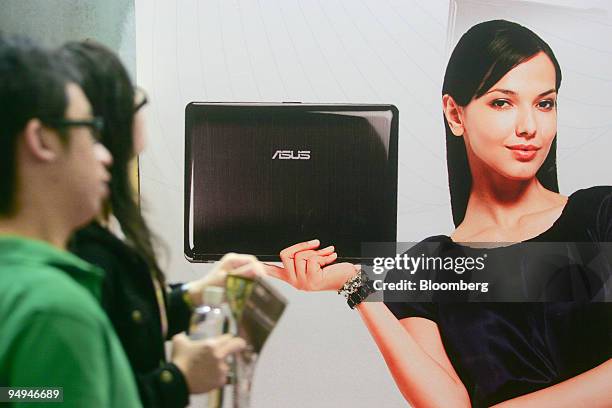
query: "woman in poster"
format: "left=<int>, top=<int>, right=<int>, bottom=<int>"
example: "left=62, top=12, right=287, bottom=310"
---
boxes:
left=267, top=20, right=612, bottom=407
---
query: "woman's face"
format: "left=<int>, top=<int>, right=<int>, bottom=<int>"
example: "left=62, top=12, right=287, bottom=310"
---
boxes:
left=132, top=109, right=146, bottom=155
left=132, top=88, right=148, bottom=155
left=459, top=52, right=557, bottom=183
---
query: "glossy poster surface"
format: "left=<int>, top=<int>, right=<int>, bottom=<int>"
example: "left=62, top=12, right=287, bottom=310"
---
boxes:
left=136, top=1, right=612, bottom=406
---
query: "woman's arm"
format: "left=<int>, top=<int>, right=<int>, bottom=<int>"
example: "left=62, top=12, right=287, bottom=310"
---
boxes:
left=166, top=284, right=193, bottom=337
left=166, top=253, right=266, bottom=336
left=491, top=359, right=612, bottom=408
left=357, top=302, right=470, bottom=408
left=182, top=253, right=265, bottom=306
left=268, top=240, right=471, bottom=408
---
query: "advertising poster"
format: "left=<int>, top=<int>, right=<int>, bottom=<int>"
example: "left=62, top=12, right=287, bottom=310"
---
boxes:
left=134, top=1, right=612, bottom=407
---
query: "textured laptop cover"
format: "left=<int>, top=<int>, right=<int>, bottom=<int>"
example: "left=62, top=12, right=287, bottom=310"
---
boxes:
left=185, top=103, right=398, bottom=262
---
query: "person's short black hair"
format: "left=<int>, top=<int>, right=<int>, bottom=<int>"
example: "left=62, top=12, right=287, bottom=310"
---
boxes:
left=0, top=33, right=71, bottom=215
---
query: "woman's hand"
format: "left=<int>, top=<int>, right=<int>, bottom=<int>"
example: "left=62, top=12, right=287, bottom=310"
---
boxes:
left=171, top=333, right=246, bottom=394
left=187, top=253, right=266, bottom=306
left=265, top=239, right=358, bottom=291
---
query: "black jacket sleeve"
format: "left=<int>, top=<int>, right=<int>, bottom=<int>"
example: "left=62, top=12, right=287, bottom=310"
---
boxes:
left=166, top=284, right=193, bottom=338
left=139, top=362, right=190, bottom=408
left=70, top=223, right=191, bottom=408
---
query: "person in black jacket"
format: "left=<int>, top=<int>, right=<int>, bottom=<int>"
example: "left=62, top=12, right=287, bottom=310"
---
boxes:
left=61, top=41, right=263, bottom=408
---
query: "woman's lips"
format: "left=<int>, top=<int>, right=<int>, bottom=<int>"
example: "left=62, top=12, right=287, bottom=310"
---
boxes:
left=101, top=174, right=111, bottom=197
left=101, top=182, right=110, bottom=198
left=506, top=144, right=540, bottom=161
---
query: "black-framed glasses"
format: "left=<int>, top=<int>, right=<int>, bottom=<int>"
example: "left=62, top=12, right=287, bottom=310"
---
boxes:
left=134, top=87, right=148, bottom=113
left=43, top=116, right=105, bottom=142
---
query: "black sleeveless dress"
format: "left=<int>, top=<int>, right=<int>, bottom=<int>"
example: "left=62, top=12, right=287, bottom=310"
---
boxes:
left=384, top=186, right=612, bottom=407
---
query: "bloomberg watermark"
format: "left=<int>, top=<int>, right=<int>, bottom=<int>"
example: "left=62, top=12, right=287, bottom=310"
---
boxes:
left=361, top=241, right=612, bottom=302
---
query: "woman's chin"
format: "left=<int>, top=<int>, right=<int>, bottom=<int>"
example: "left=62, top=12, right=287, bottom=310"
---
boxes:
left=494, top=162, right=545, bottom=182
left=499, top=171, right=539, bottom=183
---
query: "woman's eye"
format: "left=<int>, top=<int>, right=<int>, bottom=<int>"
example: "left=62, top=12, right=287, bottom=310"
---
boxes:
left=490, top=99, right=510, bottom=109
left=537, top=99, right=556, bottom=110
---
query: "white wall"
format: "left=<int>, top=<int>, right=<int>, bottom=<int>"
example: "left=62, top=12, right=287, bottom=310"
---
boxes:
left=135, top=1, right=612, bottom=407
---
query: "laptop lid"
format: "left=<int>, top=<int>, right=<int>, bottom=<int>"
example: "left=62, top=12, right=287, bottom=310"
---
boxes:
left=185, top=103, right=398, bottom=262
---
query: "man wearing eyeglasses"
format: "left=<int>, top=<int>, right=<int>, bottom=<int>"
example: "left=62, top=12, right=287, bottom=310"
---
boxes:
left=0, top=34, right=141, bottom=407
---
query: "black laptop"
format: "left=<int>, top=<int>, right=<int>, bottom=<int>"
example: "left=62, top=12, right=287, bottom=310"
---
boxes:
left=185, top=103, right=398, bottom=262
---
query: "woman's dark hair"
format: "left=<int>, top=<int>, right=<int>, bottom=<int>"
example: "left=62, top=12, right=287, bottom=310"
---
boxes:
left=0, top=34, right=69, bottom=215
left=59, top=41, right=164, bottom=284
left=443, top=20, right=562, bottom=226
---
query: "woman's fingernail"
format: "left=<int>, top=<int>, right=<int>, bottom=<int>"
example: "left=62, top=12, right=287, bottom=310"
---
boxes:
left=309, top=239, right=319, bottom=245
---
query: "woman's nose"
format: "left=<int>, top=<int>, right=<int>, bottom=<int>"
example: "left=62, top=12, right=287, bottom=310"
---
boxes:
left=95, top=143, right=113, bottom=167
left=516, top=106, right=537, bottom=139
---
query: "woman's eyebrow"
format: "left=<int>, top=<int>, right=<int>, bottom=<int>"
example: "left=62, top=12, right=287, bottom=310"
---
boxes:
left=484, top=88, right=557, bottom=97
left=537, top=89, right=557, bottom=97
left=485, top=88, right=516, bottom=96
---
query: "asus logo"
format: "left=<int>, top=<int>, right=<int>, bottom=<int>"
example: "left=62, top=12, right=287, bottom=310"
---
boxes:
left=272, top=150, right=311, bottom=160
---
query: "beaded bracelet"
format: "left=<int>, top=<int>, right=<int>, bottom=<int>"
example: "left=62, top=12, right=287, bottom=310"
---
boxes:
left=337, top=271, right=364, bottom=299
left=338, top=270, right=376, bottom=309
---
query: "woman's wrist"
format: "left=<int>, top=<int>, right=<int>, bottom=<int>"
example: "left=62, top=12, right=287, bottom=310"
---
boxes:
left=337, top=270, right=363, bottom=296
left=338, top=269, right=375, bottom=309
left=182, top=282, right=203, bottom=308
left=328, top=266, right=360, bottom=292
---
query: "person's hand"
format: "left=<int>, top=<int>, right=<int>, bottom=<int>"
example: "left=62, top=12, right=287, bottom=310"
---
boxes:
left=186, top=253, right=265, bottom=306
left=171, top=333, right=246, bottom=394
left=265, top=239, right=358, bottom=291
